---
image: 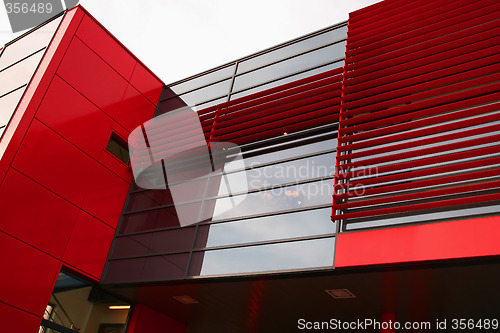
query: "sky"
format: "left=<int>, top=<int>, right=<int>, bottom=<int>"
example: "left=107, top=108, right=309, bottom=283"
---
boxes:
left=0, top=0, right=380, bottom=84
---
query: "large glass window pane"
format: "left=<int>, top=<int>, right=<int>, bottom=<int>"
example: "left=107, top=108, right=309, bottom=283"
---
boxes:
left=210, top=178, right=334, bottom=220
left=41, top=271, right=130, bottom=333
left=195, top=237, right=335, bottom=276
left=0, top=86, right=25, bottom=126
left=0, top=15, right=62, bottom=70
left=0, top=49, right=45, bottom=97
left=236, top=25, right=347, bottom=74
left=218, top=152, right=335, bottom=195
left=175, top=78, right=231, bottom=106
left=169, top=65, right=235, bottom=95
left=205, top=207, right=335, bottom=247
left=232, top=42, right=346, bottom=93
left=192, top=96, right=227, bottom=111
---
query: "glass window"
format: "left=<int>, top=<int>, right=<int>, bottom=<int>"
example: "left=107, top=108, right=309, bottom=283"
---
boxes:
left=209, top=178, right=334, bottom=221
left=236, top=25, right=347, bottom=74
left=192, top=96, right=227, bottom=111
left=106, top=134, right=130, bottom=165
left=232, top=42, right=346, bottom=93
left=0, top=49, right=45, bottom=97
left=0, top=86, right=25, bottom=126
left=194, top=237, right=335, bottom=276
left=169, top=64, right=235, bottom=95
left=175, top=78, right=231, bottom=107
left=237, top=135, right=337, bottom=169
left=205, top=207, right=335, bottom=247
left=0, top=15, right=62, bottom=70
left=40, top=271, right=130, bottom=333
left=217, top=152, right=336, bottom=195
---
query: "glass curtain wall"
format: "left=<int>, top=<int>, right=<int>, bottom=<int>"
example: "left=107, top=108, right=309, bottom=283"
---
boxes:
left=104, top=22, right=347, bottom=282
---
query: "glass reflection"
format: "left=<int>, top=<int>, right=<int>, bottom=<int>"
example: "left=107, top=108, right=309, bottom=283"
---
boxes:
left=176, top=78, right=231, bottom=106
left=232, top=42, right=346, bottom=92
left=218, top=152, right=335, bottom=195
left=169, top=65, right=235, bottom=95
left=197, top=237, right=335, bottom=276
left=205, top=208, right=335, bottom=247
left=211, top=178, right=334, bottom=220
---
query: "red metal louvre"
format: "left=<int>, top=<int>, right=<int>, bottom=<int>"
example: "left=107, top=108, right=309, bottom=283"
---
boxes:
left=333, top=0, right=500, bottom=228
left=210, top=68, right=343, bottom=145
left=133, top=68, right=343, bottom=172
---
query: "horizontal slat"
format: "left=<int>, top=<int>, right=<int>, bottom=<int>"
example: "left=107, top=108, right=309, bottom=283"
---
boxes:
left=342, top=63, right=500, bottom=117
left=216, top=83, right=341, bottom=128
left=332, top=192, right=500, bottom=220
left=338, top=90, right=500, bottom=143
left=339, top=112, right=500, bottom=161
left=338, top=145, right=500, bottom=184
left=336, top=161, right=500, bottom=201
left=223, top=67, right=343, bottom=108
left=347, top=4, right=500, bottom=65
left=215, top=113, right=339, bottom=146
left=343, top=42, right=500, bottom=92
left=338, top=100, right=500, bottom=151
left=345, top=18, right=500, bottom=76
left=219, top=75, right=342, bottom=118
left=335, top=178, right=500, bottom=210
left=213, top=98, right=340, bottom=137
left=347, top=0, right=490, bottom=50
left=343, top=51, right=500, bottom=103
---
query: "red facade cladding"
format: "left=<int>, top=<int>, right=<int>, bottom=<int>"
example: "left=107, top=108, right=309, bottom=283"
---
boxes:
left=0, top=6, right=163, bottom=329
left=334, top=0, right=500, bottom=267
left=126, top=304, right=186, bottom=333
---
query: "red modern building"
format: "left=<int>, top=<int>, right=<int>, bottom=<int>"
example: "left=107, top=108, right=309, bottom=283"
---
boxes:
left=1, top=0, right=500, bottom=332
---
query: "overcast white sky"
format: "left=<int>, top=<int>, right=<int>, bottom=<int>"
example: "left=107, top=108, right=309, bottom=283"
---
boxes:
left=0, top=0, right=380, bottom=84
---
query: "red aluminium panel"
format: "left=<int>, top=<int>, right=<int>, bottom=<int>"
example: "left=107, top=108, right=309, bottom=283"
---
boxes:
left=114, top=84, right=157, bottom=132
left=0, top=231, right=61, bottom=316
left=129, top=61, right=164, bottom=105
left=75, top=14, right=136, bottom=80
left=63, top=211, right=116, bottom=280
left=12, top=119, right=97, bottom=207
left=0, top=168, right=79, bottom=258
left=0, top=302, right=42, bottom=332
left=335, top=216, right=500, bottom=268
left=56, top=36, right=129, bottom=118
left=35, top=75, right=114, bottom=160
left=82, top=164, right=130, bottom=229
left=126, top=304, right=186, bottom=333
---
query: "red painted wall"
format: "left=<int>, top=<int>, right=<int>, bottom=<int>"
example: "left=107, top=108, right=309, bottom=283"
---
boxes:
left=0, top=6, right=163, bottom=330
left=335, top=216, right=500, bottom=268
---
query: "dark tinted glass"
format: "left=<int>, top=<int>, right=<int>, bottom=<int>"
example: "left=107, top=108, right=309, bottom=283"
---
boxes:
left=106, top=135, right=130, bottom=165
